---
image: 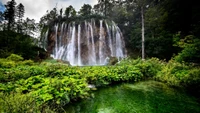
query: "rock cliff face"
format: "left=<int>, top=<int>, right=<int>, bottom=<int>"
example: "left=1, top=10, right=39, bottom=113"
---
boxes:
left=44, top=19, right=127, bottom=66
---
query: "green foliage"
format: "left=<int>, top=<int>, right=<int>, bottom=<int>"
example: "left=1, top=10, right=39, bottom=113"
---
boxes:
left=118, top=58, right=164, bottom=78
left=19, top=60, right=35, bottom=66
left=173, top=35, right=200, bottom=63
left=79, top=4, right=92, bottom=16
left=64, top=5, right=76, bottom=19
left=136, top=58, right=165, bottom=78
left=6, top=54, right=24, bottom=62
left=155, top=59, right=200, bottom=88
left=0, top=56, right=200, bottom=112
left=182, top=68, right=200, bottom=96
left=0, top=93, right=40, bottom=113
left=0, top=30, right=44, bottom=60
left=4, top=0, right=16, bottom=30
left=0, top=59, right=16, bottom=68
left=155, top=60, right=187, bottom=86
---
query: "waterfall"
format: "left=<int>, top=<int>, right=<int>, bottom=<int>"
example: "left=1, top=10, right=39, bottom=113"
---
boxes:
left=116, top=26, right=124, bottom=59
left=112, top=22, right=116, bottom=56
left=77, top=25, right=82, bottom=66
left=42, top=29, right=48, bottom=51
left=105, top=21, right=113, bottom=56
left=89, top=22, right=96, bottom=64
left=54, top=24, right=58, bottom=58
left=49, top=19, right=126, bottom=66
left=85, top=21, right=91, bottom=64
left=67, top=23, right=76, bottom=65
left=99, top=20, right=105, bottom=64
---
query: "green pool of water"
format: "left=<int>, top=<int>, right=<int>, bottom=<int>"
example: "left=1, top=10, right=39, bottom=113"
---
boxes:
left=65, top=81, right=200, bottom=113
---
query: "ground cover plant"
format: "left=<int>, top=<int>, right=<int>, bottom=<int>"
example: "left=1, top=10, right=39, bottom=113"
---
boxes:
left=0, top=54, right=200, bottom=112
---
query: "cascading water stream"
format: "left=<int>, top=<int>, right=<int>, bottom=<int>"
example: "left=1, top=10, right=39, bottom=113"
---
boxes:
left=77, top=25, right=82, bottom=66
left=54, top=24, right=58, bottom=58
left=89, top=22, right=96, bottom=64
left=112, top=22, right=116, bottom=56
left=42, top=29, right=48, bottom=51
left=49, top=19, right=126, bottom=66
left=99, top=20, right=105, bottom=64
left=105, top=21, right=113, bottom=56
left=67, top=23, right=76, bottom=65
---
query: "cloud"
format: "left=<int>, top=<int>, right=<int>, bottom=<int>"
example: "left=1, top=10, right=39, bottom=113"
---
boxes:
left=56, top=0, right=97, bottom=10
left=1, top=0, right=98, bottom=23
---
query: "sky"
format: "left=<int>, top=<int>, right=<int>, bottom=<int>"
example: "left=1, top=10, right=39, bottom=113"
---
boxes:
left=0, top=0, right=98, bottom=22
left=0, top=2, right=5, bottom=11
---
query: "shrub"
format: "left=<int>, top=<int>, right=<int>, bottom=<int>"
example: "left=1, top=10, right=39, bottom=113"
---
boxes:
left=155, top=60, right=190, bottom=86
left=116, top=57, right=142, bottom=66
left=182, top=68, right=200, bottom=95
left=19, top=60, right=35, bottom=66
left=0, top=59, right=16, bottom=68
left=1, top=57, right=199, bottom=112
left=0, top=93, right=40, bottom=113
left=6, top=54, right=24, bottom=62
left=173, top=35, right=200, bottom=63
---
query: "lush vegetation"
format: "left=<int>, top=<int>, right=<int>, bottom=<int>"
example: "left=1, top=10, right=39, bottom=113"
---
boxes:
left=38, top=0, right=200, bottom=61
left=0, top=30, right=46, bottom=60
left=0, top=54, right=200, bottom=112
left=0, top=0, right=200, bottom=112
left=1, top=0, right=200, bottom=63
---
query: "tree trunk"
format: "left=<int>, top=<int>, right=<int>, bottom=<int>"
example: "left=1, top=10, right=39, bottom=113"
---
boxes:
left=141, top=6, right=145, bottom=60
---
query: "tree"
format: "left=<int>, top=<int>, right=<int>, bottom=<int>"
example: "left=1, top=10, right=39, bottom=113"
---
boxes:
left=79, top=4, right=92, bottom=16
left=24, top=18, right=36, bottom=36
left=4, top=0, right=16, bottom=30
left=16, top=3, right=24, bottom=33
left=141, top=6, right=145, bottom=60
left=64, top=5, right=76, bottom=19
left=50, top=8, right=58, bottom=20
left=133, top=0, right=148, bottom=60
left=94, top=0, right=114, bottom=16
left=0, top=11, right=4, bottom=23
left=39, top=7, right=59, bottom=28
left=173, top=34, right=200, bottom=63
left=0, top=11, right=4, bottom=30
left=60, top=8, right=63, bottom=17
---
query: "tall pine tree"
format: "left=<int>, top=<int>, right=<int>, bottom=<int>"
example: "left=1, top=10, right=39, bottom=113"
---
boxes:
left=16, top=3, right=24, bottom=33
left=4, top=0, right=16, bottom=30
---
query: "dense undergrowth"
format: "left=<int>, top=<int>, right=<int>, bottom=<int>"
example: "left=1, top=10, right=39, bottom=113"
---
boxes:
left=0, top=54, right=200, bottom=112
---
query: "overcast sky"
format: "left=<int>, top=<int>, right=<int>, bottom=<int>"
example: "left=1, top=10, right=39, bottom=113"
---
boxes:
left=1, top=0, right=98, bottom=22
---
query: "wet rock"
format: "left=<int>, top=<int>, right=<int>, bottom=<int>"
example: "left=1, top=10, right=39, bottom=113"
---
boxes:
left=108, top=57, right=118, bottom=65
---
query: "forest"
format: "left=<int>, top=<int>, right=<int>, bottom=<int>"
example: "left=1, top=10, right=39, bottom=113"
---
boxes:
left=0, top=0, right=200, bottom=112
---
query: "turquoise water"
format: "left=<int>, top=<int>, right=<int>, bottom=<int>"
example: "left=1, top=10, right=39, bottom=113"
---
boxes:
left=65, top=81, right=200, bottom=113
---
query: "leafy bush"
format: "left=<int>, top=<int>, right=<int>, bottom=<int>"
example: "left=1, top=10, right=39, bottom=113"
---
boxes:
left=155, top=59, right=192, bottom=86
left=173, top=35, right=200, bottom=63
left=19, top=60, right=35, bottom=66
left=0, top=93, right=40, bottom=113
left=118, top=58, right=164, bottom=78
left=181, top=68, right=200, bottom=96
left=6, top=54, right=24, bottom=62
left=0, top=66, right=46, bottom=83
left=0, top=59, right=16, bottom=68
left=174, top=42, right=200, bottom=63
left=0, top=56, right=200, bottom=112
left=135, top=58, right=165, bottom=78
